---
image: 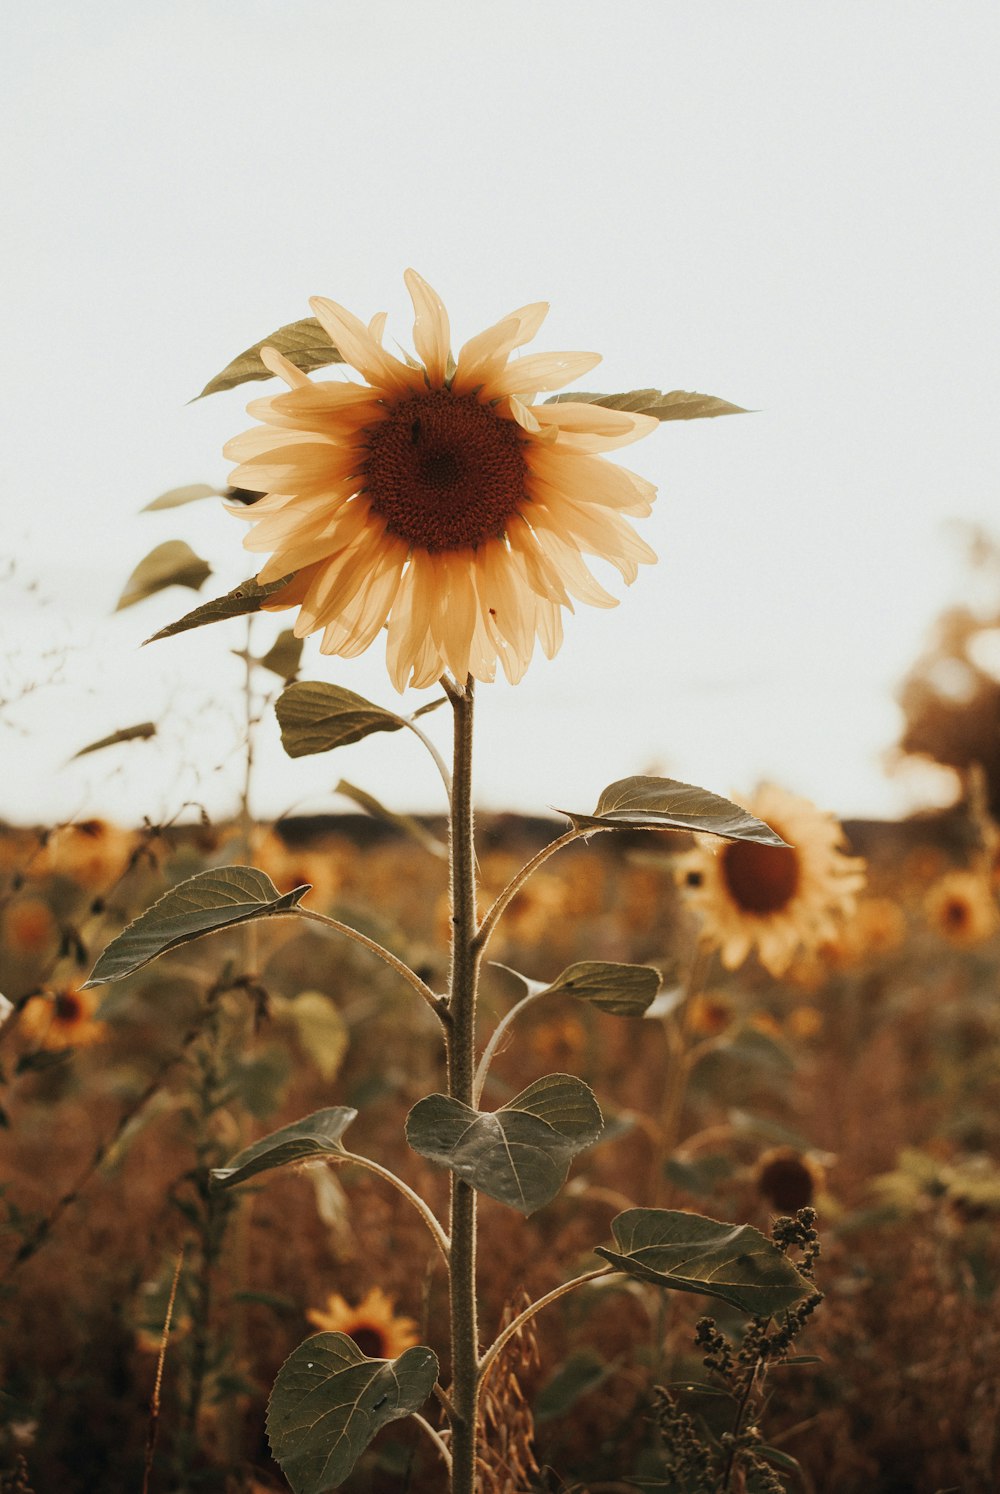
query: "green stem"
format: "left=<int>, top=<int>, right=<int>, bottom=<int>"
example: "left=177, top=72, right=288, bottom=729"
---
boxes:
left=445, top=678, right=480, bottom=1494
left=473, top=827, right=586, bottom=956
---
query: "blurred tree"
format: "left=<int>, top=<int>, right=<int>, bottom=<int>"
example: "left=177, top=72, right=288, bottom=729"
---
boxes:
left=897, top=526, right=1000, bottom=817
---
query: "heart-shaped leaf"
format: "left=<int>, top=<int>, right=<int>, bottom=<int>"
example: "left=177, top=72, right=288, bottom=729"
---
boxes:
left=144, top=572, right=298, bottom=644
left=594, top=1208, right=812, bottom=1316
left=510, top=960, right=661, bottom=1017
left=276, top=680, right=407, bottom=757
left=71, top=721, right=157, bottom=759
left=212, top=1106, right=357, bottom=1189
left=545, top=388, right=749, bottom=420
left=561, top=776, right=787, bottom=845
left=406, top=1074, right=603, bottom=1215
left=267, top=1333, right=438, bottom=1494
left=83, top=866, right=310, bottom=986
left=115, top=541, right=212, bottom=611
left=195, top=316, right=345, bottom=401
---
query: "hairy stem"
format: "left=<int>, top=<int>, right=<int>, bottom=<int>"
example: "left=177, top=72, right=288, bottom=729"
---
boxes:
left=446, top=679, right=480, bottom=1494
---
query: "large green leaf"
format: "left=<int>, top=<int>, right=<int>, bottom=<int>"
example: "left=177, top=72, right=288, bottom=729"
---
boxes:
left=561, top=776, right=787, bottom=845
left=144, top=572, right=297, bottom=644
left=276, top=681, right=408, bottom=757
left=141, top=482, right=225, bottom=511
left=267, top=1334, right=439, bottom=1494
left=545, top=388, right=749, bottom=420
left=406, top=1074, right=603, bottom=1215
left=195, top=316, right=345, bottom=400
left=71, top=721, right=156, bottom=759
left=211, top=1106, right=357, bottom=1189
left=594, top=1208, right=812, bottom=1316
left=522, top=960, right=661, bottom=1017
left=115, top=541, right=211, bottom=611
left=83, top=867, right=310, bottom=986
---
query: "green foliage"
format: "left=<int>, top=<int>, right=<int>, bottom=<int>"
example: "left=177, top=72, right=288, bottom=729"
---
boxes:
left=194, top=316, right=345, bottom=400
left=335, top=779, right=447, bottom=859
left=115, top=540, right=211, bottom=611
left=266, top=1333, right=439, bottom=1494
left=71, top=722, right=157, bottom=759
left=143, top=571, right=297, bottom=643
left=406, top=1073, right=603, bottom=1215
left=595, top=1208, right=813, bottom=1315
left=276, top=680, right=412, bottom=756
left=562, top=775, right=789, bottom=844
left=497, top=958, right=661, bottom=1017
left=533, top=1348, right=612, bottom=1425
left=545, top=387, right=749, bottom=420
left=84, top=866, right=310, bottom=986
left=211, top=1106, right=357, bottom=1189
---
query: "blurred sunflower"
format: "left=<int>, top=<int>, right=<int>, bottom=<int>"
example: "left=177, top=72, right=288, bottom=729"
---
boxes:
left=924, top=869, right=999, bottom=946
left=226, top=270, right=658, bottom=689
left=1, top=897, right=56, bottom=955
left=306, top=1286, right=420, bottom=1360
left=754, top=1146, right=825, bottom=1213
left=677, top=785, right=866, bottom=977
left=18, top=985, right=105, bottom=1050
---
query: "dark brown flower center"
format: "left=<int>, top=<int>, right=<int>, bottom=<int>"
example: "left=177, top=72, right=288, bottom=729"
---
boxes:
left=54, top=990, right=83, bottom=1023
left=721, top=833, right=799, bottom=915
left=363, top=390, right=529, bottom=551
left=943, top=898, right=970, bottom=931
left=756, top=1151, right=816, bottom=1212
left=350, top=1324, right=387, bottom=1358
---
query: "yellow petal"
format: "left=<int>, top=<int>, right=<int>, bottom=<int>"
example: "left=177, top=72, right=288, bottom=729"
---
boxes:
left=404, top=269, right=451, bottom=387
left=484, top=350, right=602, bottom=400
left=310, top=296, right=417, bottom=393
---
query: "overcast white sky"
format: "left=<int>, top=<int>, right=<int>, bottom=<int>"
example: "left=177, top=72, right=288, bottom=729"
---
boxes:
left=2, top=2, right=998, bottom=830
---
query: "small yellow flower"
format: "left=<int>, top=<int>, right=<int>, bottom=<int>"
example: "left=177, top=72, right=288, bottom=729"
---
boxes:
left=677, top=785, right=866, bottom=977
left=226, top=271, right=658, bottom=690
left=18, top=986, right=106, bottom=1050
left=306, top=1286, right=420, bottom=1360
left=924, top=870, right=999, bottom=946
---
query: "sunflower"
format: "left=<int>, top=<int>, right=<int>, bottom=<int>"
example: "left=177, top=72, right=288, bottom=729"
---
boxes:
left=753, top=1146, right=825, bottom=1213
left=306, top=1286, right=420, bottom=1360
left=1, top=897, right=57, bottom=955
left=18, top=985, right=106, bottom=1050
left=225, top=271, right=658, bottom=690
left=677, top=784, right=866, bottom=977
left=924, top=869, right=999, bottom=946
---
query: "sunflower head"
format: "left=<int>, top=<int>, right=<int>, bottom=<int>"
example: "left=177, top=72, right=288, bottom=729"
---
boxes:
left=305, top=1286, right=420, bottom=1360
left=676, top=785, right=867, bottom=977
left=19, top=985, right=105, bottom=1050
left=225, top=271, right=659, bottom=690
left=2, top=897, right=57, bottom=955
left=754, top=1147, right=825, bottom=1214
left=924, top=869, right=999, bottom=946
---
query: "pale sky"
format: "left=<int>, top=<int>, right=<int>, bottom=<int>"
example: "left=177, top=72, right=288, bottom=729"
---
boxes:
left=2, top=3, right=998, bottom=830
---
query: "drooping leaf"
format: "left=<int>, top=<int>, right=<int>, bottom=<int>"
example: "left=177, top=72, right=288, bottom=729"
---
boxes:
left=71, top=722, right=157, bottom=759
left=539, top=960, right=661, bottom=1017
left=115, top=541, right=212, bottom=611
left=277, top=681, right=407, bottom=757
left=406, top=1073, right=603, bottom=1215
left=83, top=866, right=310, bottom=986
left=561, top=776, right=787, bottom=845
left=143, top=572, right=297, bottom=644
left=267, top=1334, right=438, bottom=1494
left=258, top=629, right=304, bottom=684
left=211, top=1106, right=357, bottom=1189
left=141, top=482, right=225, bottom=512
left=285, top=993, right=349, bottom=1082
left=336, top=780, right=447, bottom=860
left=545, top=388, right=749, bottom=420
left=195, top=316, right=345, bottom=401
left=594, top=1208, right=812, bottom=1316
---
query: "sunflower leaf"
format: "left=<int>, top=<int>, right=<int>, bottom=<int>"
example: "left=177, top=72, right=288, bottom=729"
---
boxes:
left=594, top=1208, right=813, bottom=1315
left=194, top=316, right=345, bottom=400
left=141, top=482, right=225, bottom=512
left=336, top=780, right=447, bottom=860
left=500, top=960, right=660, bottom=1017
left=115, top=541, right=212, bottom=612
left=143, top=572, right=297, bottom=644
left=71, top=722, right=157, bottom=759
left=406, top=1073, right=603, bottom=1215
left=83, top=866, right=310, bottom=986
left=560, top=776, right=788, bottom=845
left=267, top=1334, right=439, bottom=1494
left=276, top=681, right=407, bottom=757
left=211, top=1106, right=357, bottom=1189
left=545, top=388, right=750, bottom=420
left=258, top=629, right=304, bottom=684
